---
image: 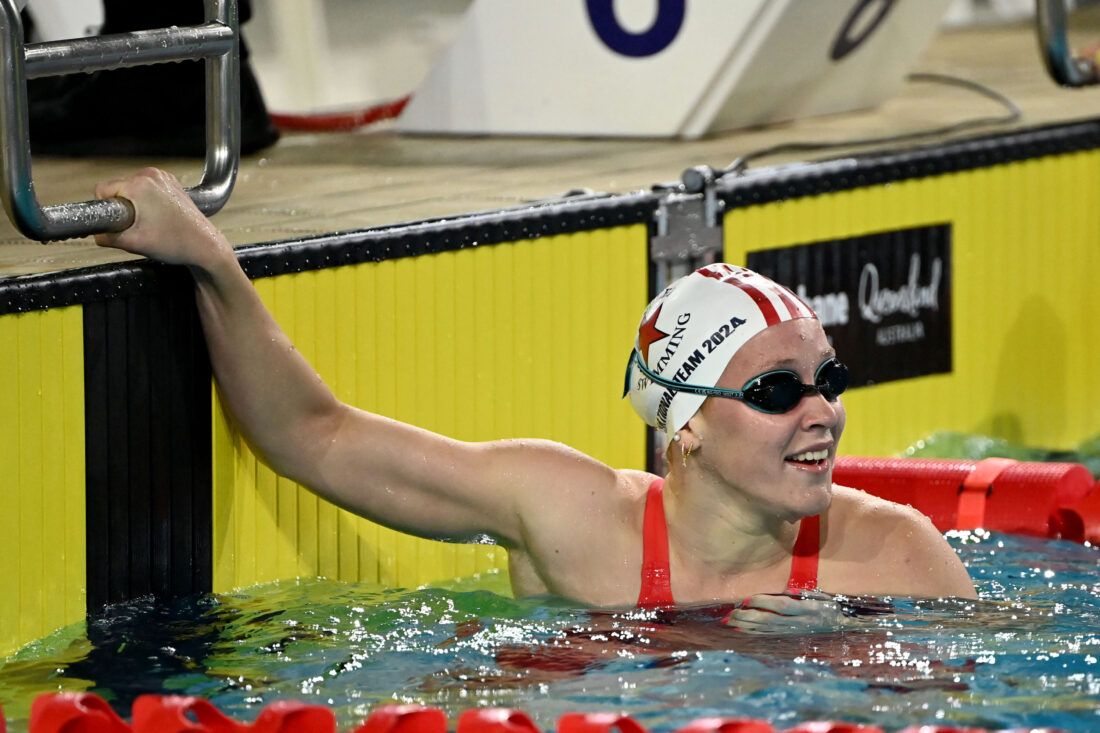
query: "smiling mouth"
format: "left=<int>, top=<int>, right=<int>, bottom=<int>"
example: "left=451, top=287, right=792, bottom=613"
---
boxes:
left=785, top=449, right=829, bottom=466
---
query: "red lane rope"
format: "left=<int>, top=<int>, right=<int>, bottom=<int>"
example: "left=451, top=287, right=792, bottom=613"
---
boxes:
left=21, top=692, right=1040, bottom=733
left=269, top=95, right=412, bottom=132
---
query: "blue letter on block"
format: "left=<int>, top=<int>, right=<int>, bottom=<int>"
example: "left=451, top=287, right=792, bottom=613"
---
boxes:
left=587, top=0, right=686, bottom=58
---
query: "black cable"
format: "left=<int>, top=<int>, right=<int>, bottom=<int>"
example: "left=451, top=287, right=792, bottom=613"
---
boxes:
left=680, top=72, right=1023, bottom=193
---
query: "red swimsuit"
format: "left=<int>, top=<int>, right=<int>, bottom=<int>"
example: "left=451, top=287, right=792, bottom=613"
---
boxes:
left=637, top=478, right=821, bottom=608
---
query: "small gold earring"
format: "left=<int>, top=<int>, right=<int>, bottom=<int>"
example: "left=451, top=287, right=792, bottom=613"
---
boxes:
left=681, top=442, right=693, bottom=468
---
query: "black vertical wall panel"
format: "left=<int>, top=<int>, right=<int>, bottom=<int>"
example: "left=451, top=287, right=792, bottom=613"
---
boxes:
left=83, top=269, right=212, bottom=611
left=82, top=302, right=110, bottom=610
left=149, top=298, right=173, bottom=596
left=105, top=297, right=131, bottom=603
left=178, top=286, right=212, bottom=595
left=126, top=297, right=152, bottom=596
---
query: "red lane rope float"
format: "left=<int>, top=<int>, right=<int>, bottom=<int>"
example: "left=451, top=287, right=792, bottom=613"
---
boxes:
left=354, top=705, right=446, bottom=733
left=11, top=694, right=1072, bottom=733
left=956, top=457, right=1018, bottom=530
left=268, top=95, right=412, bottom=132
left=29, top=693, right=131, bottom=733
left=132, top=696, right=335, bottom=733
left=1056, top=486, right=1100, bottom=545
left=833, top=456, right=1098, bottom=542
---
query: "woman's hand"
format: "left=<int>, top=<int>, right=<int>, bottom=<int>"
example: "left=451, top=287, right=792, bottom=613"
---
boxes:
left=93, top=167, right=232, bottom=270
left=723, top=592, right=851, bottom=635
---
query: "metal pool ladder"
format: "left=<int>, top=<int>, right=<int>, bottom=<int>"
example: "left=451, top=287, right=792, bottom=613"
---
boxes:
left=0, top=0, right=240, bottom=241
left=1036, top=0, right=1099, bottom=86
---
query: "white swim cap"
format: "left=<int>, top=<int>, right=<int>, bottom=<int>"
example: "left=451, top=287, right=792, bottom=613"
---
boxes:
left=624, top=264, right=817, bottom=438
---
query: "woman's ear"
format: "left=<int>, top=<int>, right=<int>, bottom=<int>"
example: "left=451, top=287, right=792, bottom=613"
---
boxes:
left=676, top=420, right=703, bottom=452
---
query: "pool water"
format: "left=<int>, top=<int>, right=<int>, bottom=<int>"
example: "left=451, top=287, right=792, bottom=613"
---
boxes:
left=1, top=530, right=1098, bottom=732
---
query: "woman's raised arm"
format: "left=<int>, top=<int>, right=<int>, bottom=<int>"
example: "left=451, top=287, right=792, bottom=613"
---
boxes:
left=93, top=168, right=617, bottom=549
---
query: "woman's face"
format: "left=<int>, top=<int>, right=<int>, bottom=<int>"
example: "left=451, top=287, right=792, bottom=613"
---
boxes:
left=686, top=318, right=846, bottom=522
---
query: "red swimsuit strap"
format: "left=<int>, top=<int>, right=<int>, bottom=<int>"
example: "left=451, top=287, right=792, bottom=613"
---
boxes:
left=787, top=513, right=820, bottom=592
left=637, top=478, right=675, bottom=608
left=637, top=479, right=821, bottom=608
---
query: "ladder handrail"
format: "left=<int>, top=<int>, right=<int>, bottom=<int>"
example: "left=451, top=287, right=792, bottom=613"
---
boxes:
left=0, top=0, right=240, bottom=241
left=1036, top=0, right=1099, bottom=87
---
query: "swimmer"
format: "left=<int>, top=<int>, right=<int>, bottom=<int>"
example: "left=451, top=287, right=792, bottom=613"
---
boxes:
left=93, top=168, right=977, bottom=633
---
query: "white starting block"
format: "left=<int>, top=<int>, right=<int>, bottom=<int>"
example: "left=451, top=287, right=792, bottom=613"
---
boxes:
left=398, top=0, right=954, bottom=139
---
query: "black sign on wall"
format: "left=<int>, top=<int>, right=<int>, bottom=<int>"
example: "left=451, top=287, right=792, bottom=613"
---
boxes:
left=746, top=224, right=952, bottom=387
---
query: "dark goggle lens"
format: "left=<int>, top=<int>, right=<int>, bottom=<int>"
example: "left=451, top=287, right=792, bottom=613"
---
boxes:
left=742, top=359, right=849, bottom=413
left=742, top=374, right=803, bottom=413
left=816, top=358, right=849, bottom=400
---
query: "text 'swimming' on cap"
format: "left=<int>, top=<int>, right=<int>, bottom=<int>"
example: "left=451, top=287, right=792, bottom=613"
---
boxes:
left=624, top=263, right=817, bottom=438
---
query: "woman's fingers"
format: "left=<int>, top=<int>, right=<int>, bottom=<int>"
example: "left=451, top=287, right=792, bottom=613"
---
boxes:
left=90, top=168, right=226, bottom=267
left=726, top=594, right=847, bottom=633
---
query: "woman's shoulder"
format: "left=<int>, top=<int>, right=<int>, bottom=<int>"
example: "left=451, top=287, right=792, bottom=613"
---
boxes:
left=827, top=483, right=932, bottom=528
left=620, top=468, right=663, bottom=493
left=593, top=468, right=663, bottom=516
left=507, top=447, right=656, bottom=524
left=822, top=484, right=946, bottom=563
left=821, top=484, right=977, bottom=598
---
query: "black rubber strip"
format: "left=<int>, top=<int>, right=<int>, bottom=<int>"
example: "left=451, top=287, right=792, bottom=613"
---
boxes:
left=0, top=192, right=658, bottom=315
left=83, top=268, right=212, bottom=611
left=718, top=118, right=1100, bottom=208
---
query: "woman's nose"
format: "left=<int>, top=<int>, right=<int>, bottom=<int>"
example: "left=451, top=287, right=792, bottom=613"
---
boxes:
left=799, top=388, right=841, bottom=429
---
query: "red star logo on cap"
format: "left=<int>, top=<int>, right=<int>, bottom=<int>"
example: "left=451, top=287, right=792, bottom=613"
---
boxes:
left=638, top=305, right=670, bottom=364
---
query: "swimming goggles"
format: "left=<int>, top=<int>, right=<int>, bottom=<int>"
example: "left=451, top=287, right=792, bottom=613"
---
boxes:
left=626, top=352, right=850, bottom=415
